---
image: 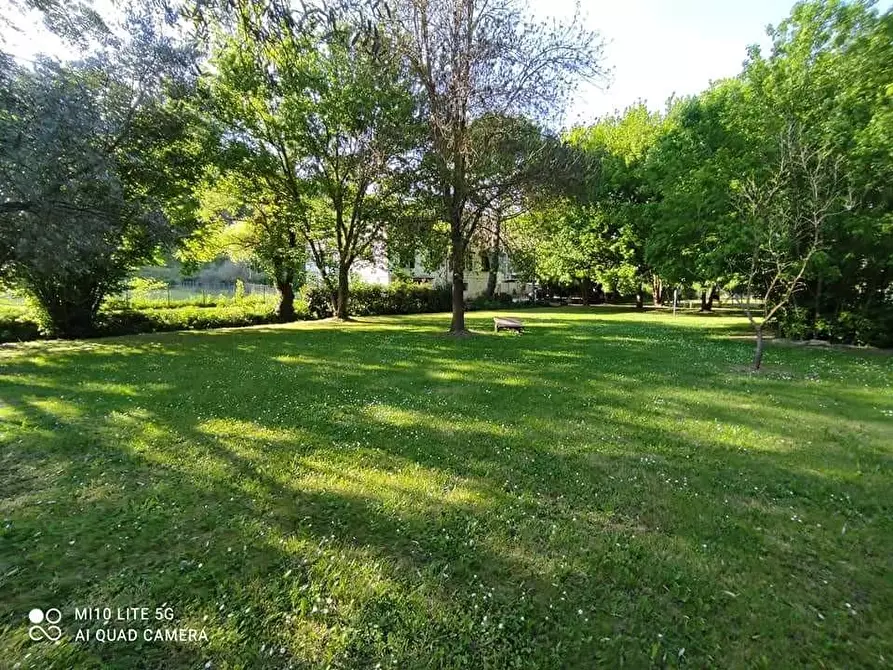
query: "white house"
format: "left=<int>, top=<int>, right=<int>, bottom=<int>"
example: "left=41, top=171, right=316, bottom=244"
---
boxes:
left=389, top=247, right=529, bottom=299
left=309, top=245, right=531, bottom=300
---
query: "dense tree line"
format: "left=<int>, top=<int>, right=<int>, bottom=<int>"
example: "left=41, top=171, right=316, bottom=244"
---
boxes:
left=528, top=0, right=893, bottom=359
left=1, top=0, right=890, bottom=356
left=1, top=0, right=600, bottom=335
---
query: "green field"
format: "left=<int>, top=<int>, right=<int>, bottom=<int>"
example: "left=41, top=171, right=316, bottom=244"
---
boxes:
left=1, top=309, right=891, bottom=668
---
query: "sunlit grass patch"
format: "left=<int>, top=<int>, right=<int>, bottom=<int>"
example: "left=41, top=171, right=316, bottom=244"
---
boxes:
left=0, top=308, right=891, bottom=668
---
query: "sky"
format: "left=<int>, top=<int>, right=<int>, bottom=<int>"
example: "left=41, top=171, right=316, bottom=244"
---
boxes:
left=4, top=0, right=892, bottom=126
left=534, top=0, right=893, bottom=124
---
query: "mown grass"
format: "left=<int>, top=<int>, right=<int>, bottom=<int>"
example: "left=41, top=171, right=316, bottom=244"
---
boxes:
left=1, top=308, right=891, bottom=669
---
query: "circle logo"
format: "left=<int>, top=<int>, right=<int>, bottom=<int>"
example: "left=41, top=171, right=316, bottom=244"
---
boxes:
left=28, top=607, right=62, bottom=642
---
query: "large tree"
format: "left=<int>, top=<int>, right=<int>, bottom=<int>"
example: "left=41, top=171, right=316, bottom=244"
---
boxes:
left=740, top=0, right=893, bottom=345
left=199, top=0, right=421, bottom=320
left=386, top=0, right=604, bottom=333
left=529, top=105, right=663, bottom=307
left=644, top=82, right=758, bottom=310
left=192, top=161, right=307, bottom=320
left=0, top=13, right=208, bottom=337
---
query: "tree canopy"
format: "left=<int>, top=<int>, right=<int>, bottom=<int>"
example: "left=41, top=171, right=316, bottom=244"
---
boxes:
left=1, top=0, right=891, bottom=357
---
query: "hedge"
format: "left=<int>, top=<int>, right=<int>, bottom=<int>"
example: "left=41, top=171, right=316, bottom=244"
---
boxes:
left=1, top=283, right=532, bottom=344
left=0, top=301, right=300, bottom=343
left=0, top=305, right=41, bottom=342
left=304, top=283, right=453, bottom=319
left=777, top=305, right=893, bottom=348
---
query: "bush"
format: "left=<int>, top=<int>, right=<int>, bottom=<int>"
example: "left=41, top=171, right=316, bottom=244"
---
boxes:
left=776, top=305, right=893, bottom=348
left=303, top=282, right=452, bottom=318
left=0, top=301, right=307, bottom=343
left=0, top=305, right=41, bottom=342
left=94, top=303, right=280, bottom=336
left=104, top=292, right=276, bottom=311
left=466, top=292, right=514, bottom=311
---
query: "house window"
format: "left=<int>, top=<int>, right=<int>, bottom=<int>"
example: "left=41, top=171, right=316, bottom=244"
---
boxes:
left=480, top=251, right=490, bottom=272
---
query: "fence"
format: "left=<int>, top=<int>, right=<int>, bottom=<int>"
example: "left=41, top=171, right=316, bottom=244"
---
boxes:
left=119, top=281, right=276, bottom=306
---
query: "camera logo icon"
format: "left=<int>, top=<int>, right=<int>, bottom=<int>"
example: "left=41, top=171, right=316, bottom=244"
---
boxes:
left=28, top=608, right=63, bottom=642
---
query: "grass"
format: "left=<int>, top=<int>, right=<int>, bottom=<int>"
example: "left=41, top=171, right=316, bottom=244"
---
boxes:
left=1, top=308, right=891, bottom=669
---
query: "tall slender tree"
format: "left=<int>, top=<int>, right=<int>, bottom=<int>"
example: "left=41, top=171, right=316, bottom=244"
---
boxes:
left=386, top=0, right=604, bottom=333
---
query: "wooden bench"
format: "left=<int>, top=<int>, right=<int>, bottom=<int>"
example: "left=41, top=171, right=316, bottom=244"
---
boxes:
left=494, top=317, right=524, bottom=333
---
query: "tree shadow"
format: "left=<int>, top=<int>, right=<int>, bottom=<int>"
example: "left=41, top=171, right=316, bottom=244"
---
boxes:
left=1, top=311, right=891, bottom=667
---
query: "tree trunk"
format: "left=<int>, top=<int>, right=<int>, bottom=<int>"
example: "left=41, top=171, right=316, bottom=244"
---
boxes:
left=581, top=276, right=591, bottom=306
left=485, top=249, right=499, bottom=300
left=700, top=290, right=709, bottom=312
left=335, top=265, right=350, bottom=320
left=752, top=326, right=765, bottom=371
left=484, top=216, right=501, bottom=300
left=35, top=279, right=103, bottom=338
left=635, top=283, right=644, bottom=309
left=812, top=276, right=822, bottom=339
left=449, top=227, right=467, bottom=333
left=276, top=279, right=296, bottom=322
left=704, top=285, right=716, bottom=311
left=652, top=275, right=664, bottom=306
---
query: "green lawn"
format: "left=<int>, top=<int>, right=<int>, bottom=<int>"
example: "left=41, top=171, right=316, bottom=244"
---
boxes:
left=1, top=308, right=891, bottom=668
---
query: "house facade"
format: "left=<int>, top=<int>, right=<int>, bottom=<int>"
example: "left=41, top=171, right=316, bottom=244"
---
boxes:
left=392, top=247, right=530, bottom=299
left=311, top=245, right=531, bottom=300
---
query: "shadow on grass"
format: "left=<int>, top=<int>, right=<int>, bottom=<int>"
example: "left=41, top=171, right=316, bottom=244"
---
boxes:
left=1, top=310, right=891, bottom=668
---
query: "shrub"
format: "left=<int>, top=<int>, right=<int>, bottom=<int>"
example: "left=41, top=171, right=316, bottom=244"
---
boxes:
left=776, top=305, right=893, bottom=348
left=94, top=301, right=306, bottom=337
left=777, top=306, right=811, bottom=340
left=467, top=292, right=514, bottom=311
left=104, top=293, right=274, bottom=311
left=303, top=282, right=452, bottom=318
left=0, top=305, right=41, bottom=342
left=0, top=300, right=308, bottom=343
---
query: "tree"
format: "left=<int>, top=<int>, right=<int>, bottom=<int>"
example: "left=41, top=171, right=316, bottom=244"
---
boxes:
left=530, top=104, right=662, bottom=307
left=463, top=114, right=576, bottom=301
left=192, top=163, right=307, bottom=320
left=386, top=0, right=604, bottom=333
left=3, top=0, right=109, bottom=48
left=734, top=126, right=851, bottom=370
left=643, top=83, right=762, bottom=311
left=200, top=0, right=421, bottom=320
left=0, top=14, right=208, bottom=337
left=740, top=0, right=893, bottom=345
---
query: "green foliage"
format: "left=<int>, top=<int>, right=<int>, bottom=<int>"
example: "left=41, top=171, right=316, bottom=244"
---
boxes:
left=531, top=104, right=665, bottom=296
left=0, top=291, right=294, bottom=342
left=0, top=299, right=298, bottom=343
left=2, top=311, right=892, bottom=667
left=645, top=81, right=755, bottom=287
left=0, top=304, right=40, bottom=341
left=128, top=276, right=170, bottom=297
left=466, top=292, right=515, bottom=311
left=637, top=1, right=893, bottom=342
left=196, top=4, right=423, bottom=320
left=96, top=302, right=289, bottom=336
left=0, top=13, right=212, bottom=338
left=303, top=282, right=453, bottom=319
